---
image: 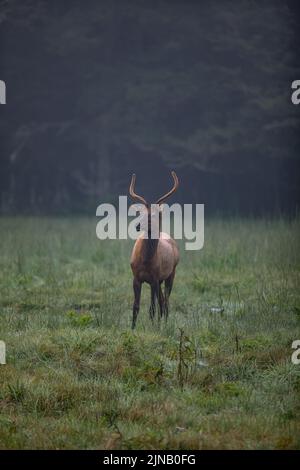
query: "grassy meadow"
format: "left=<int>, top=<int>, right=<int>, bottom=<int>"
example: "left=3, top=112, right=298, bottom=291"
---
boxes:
left=0, top=216, right=300, bottom=449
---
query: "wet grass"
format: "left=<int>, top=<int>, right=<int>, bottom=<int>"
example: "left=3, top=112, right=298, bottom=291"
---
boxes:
left=0, top=216, right=300, bottom=449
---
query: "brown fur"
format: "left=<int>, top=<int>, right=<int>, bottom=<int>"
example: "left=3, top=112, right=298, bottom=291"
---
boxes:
left=130, top=232, right=179, bottom=329
left=131, top=232, right=179, bottom=283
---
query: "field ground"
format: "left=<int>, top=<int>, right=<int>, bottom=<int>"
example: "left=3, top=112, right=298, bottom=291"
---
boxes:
left=0, top=217, right=300, bottom=449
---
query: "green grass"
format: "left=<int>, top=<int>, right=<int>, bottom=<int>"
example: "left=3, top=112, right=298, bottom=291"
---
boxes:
left=0, top=216, right=300, bottom=449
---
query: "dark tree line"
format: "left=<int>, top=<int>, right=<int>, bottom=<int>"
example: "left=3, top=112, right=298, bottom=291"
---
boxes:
left=0, top=0, right=299, bottom=215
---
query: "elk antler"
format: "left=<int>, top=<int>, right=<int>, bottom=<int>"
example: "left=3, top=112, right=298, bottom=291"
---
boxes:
left=155, top=171, right=179, bottom=205
left=129, top=174, right=148, bottom=205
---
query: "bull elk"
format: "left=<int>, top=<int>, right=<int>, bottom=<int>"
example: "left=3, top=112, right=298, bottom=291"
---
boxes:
left=129, top=171, right=179, bottom=329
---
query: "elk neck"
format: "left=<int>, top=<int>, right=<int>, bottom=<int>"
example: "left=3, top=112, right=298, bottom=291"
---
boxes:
left=141, top=234, right=159, bottom=263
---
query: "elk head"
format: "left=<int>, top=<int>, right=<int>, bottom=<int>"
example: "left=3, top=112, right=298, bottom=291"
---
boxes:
left=129, top=171, right=179, bottom=238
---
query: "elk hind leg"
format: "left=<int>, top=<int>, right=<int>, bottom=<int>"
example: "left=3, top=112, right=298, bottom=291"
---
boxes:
left=164, top=269, right=175, bottom=319
left=132, top=279, right=142, bottom=330
left=149, top=284, right=157, bottom=322
left=158, top=281, right=165, bottom=319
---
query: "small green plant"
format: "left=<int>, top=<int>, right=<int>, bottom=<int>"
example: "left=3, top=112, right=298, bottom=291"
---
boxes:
left=139, top=359, right=165, bottom=386
left=293, top=306, right=300, bottom=322
left=66, top=310, right=92, bottom=327
left=216, top=381, right=245, bottom=398
left=121, top=331, right=137, bottom=354
left=192, top=275, right=210, bottom=293
left=7, top=381, right=26, bottom=403
left=176, top=328, right=197, bottom=389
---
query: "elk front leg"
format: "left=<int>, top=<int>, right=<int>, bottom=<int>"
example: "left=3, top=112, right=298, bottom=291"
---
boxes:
left=149, top=284, right=156, bottom=322
left=132, top=279, right=142, bottom=329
